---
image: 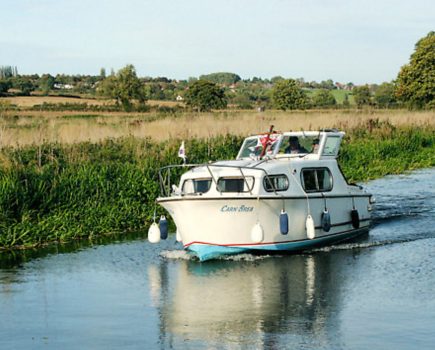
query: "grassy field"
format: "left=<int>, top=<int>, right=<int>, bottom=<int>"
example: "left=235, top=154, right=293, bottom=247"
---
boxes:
left=0, top=95, right=182, bottom=108
left=306, top=89, right=355, bottom=104
left=1, top=96, right=434, bottom=147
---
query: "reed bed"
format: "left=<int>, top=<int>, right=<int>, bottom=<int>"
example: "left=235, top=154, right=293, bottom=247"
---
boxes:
left=0, top=109, right=434, bottom=147
left=0, top=120, right=434, bottom=250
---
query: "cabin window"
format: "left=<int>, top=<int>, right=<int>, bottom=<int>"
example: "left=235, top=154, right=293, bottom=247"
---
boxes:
left=279, top=136, right=320, bottom=154
left=263, top=175, right=289, bottom=192
left=322, top=136, right=340, bottom=156
left=301, top=168, right=333, bottom=192
left=238, top=138, right=262, bottom=158
left=182, top=178, right=212, bottom=194
left=217, top=177, right=254, bottom=192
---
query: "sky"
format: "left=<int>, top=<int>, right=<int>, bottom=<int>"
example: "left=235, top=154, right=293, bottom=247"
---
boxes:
left=1, top=0, right=434, bottom=84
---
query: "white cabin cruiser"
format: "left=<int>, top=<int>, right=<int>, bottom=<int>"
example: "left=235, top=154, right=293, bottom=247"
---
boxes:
left=152, top=129, right=373, bottom=261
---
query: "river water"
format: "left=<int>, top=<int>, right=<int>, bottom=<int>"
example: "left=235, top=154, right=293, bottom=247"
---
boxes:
left=1, top=169, right=434, bottom=349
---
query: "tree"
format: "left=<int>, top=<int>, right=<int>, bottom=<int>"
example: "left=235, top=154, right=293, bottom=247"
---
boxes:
left=231, top=92, right=254, bottom=109
left=199, top=72, right=241, bottom=85
left=0, top=66, right=18, bottom=79
left=10, top=76, right=36, bottom=95
left=374, top=82, right=397, bottom=108
left=38, top=74, right=55, bottom=95
left=99, top=68, right=106, bottom=79
left=353, top=85, right=372, bottom=107
left=185, top=80, right=227, bottom=112
left=311, top=89, right=337, bottom=108
left=271, top=76, right=285, bottom=84
left=98, top=64, right=147, bottom=111
left=0, top=79, right=11, bottom=95
left=395, top=31, right=435, bottom=109
left=319, top=79, right=335, bottom=90
left=271, top=79, right=308, bottom=110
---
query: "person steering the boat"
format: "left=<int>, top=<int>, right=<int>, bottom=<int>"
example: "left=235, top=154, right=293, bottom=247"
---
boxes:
left=311, top=138, right=320, bottom=153
left=285, top=136, right=308, bottom=154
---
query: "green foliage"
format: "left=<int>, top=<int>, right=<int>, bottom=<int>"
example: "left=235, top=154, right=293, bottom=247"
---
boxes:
left=339, top=121, right=434, bottom=182
left=0, top=136, right=241, bottom=248
left=0, top=66, right=18, bottom=79
left=374, top=82, right=397, bottom=108
left=271, top=79, right=308, bottom=110
left=319, top=79, right=336, bottom=90
left=98, top=64, right=147, bottom=111
left=9, top=76, right=36, bottom=95
left=270, top=76, right=284, bottom=84
left=100, top=67, right=106, bottom=78
left=231, top=93, right=254, bottom=109
left=30, top=102, right=122, bottom=112
left=311, top=89, right=337, bottom=108
left=396, top=31, right=435, bottom=109
left=0, top=79, right=12, bottom=95
left=353, top=85, right=372, bottom=107
left=230, top=81, right=271, bottom=108
left=185, top=80, right=227, bottom=111
left=342, top=94, right=350, bottom=107
left=199, top=72, right=241, bottom=85
left=38, top=74, right=55, bottom=95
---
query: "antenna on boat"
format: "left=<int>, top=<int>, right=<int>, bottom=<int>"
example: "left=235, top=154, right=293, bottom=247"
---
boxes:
left=259, top=125, right=275, bottom=158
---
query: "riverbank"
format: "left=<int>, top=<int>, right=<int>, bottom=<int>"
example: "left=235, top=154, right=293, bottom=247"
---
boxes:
left=0, top=120, right=434, bottom=249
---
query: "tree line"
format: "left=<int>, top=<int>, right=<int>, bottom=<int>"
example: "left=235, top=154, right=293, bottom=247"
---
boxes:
left=0, top=31, right=433, bottom=111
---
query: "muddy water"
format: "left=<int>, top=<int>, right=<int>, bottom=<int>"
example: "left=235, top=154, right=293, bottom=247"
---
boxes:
left=1, top=169, right=434, bottom=349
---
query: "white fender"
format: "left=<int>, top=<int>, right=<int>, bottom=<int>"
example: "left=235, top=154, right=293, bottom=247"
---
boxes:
left=251, top=223, right=264, bottom=243
left=148, top=222, right=161, bottom=243
left=306, top=215, right=315, bottom=240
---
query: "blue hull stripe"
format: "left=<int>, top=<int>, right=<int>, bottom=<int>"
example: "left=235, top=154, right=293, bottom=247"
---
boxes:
left=187, top=228, right=368, bottom=261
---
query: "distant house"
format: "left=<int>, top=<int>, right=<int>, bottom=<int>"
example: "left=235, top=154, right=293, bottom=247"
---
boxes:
left=335, top=82, right=354, bottom=91
left=54, top=83, right=74, bottom=90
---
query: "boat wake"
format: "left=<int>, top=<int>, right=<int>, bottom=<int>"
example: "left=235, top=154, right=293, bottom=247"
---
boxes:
left=160, top=250, right=193, bottom=260
left=160, top=249, right=278, bottom=261
left=310, top=234, right=435, bottom=253
left=217, top=253, right=277, bottom=261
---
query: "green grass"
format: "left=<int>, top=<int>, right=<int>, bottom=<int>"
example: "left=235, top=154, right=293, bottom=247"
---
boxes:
left=331, top=89, right=355, bottom=105
left=0, top=121, right=433, bottom=249
left=306, top=89, right=355, bottom=105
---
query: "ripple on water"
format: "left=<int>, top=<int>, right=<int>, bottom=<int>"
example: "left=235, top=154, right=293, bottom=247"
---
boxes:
left=160, top=249, right=193, bottom=260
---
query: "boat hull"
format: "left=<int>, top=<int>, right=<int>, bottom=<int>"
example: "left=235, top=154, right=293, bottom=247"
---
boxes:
left=186, top=227, right=369, bottom=261
left=158, top=196, right=371, bottom=261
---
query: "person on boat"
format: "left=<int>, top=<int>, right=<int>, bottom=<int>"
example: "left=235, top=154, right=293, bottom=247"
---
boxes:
left=285, top=136, right=308, bottom=154
left=311, top=138, right=320, bottom=153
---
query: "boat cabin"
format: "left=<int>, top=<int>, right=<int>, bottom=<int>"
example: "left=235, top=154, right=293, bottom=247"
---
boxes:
left=159, top=130, right=353, bottom=199
left=237, top=130, right=344, bottom=160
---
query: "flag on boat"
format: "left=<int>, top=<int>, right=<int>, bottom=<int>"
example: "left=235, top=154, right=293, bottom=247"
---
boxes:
left=178, top=141, right=186, bottom=162
left=258, top=133, right=280, bottom=154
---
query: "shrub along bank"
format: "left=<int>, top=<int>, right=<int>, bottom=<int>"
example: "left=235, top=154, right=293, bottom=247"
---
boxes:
left=0, top=121, right=434, bottom=249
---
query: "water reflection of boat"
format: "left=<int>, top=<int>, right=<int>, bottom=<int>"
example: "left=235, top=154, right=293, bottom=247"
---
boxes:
left=154, top=129, right=373, bottom=260
left=148, top=254, right=348, bottom=348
